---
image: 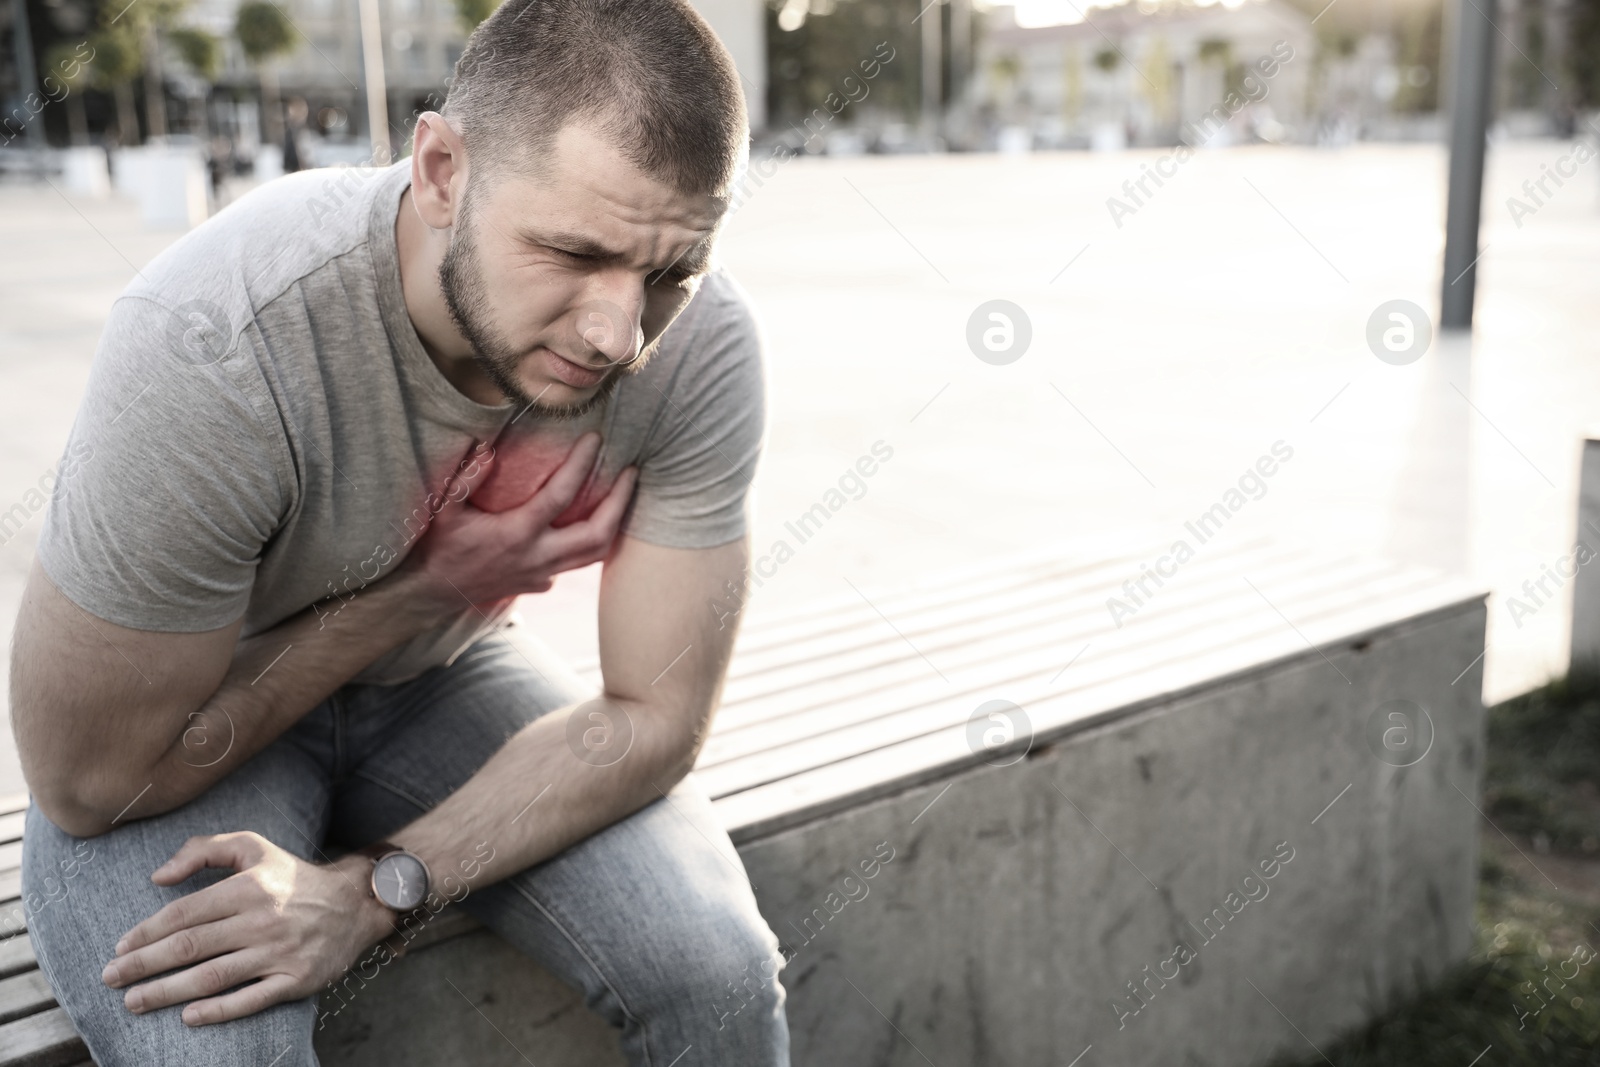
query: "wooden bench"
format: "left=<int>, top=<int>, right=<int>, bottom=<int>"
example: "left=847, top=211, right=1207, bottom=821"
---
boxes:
left=0, top=534, right=1487, bottom=1066
left=0, top=800, right=91, bottom=1067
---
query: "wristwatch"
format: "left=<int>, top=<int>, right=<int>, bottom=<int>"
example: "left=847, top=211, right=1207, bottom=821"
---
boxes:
left=356, top=841, right=432, bottom=955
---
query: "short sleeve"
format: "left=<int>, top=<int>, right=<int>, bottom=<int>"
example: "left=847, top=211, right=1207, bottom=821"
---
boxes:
left=622, top=274, right=766, bottom=549
left=36, top=296, right=291, bottom=632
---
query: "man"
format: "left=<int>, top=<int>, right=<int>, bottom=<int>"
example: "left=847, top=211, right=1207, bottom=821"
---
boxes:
left=10, top=0, right=788, bottom=1063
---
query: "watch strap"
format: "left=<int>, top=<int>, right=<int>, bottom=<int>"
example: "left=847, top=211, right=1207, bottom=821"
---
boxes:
left=356, top=840, right=404, bottom=862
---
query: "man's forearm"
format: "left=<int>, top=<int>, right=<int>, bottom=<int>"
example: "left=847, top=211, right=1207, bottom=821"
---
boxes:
left=107, top=576, right=451, bottom=833
left=382, top=692, right=702, bottom=905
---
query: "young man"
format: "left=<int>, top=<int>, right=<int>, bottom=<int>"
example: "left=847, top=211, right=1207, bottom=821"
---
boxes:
left=10, top=0, right=788, bottom=1063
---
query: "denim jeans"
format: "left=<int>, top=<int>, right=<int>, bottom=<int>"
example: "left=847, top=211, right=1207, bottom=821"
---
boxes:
left=21, top=627, right=790, bottom=1066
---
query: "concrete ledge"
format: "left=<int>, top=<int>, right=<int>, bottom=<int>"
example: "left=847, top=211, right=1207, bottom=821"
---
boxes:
left=1572, top=436, right=1600, bottom=670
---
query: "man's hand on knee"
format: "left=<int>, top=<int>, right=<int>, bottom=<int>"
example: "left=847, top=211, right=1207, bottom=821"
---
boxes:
left=98, top=832, right=394, bottom=1027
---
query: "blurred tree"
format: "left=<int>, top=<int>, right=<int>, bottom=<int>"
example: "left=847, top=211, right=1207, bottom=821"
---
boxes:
left=127, top=0, right=193, bottom=139
left=766, top=0, right=922, bottom=137
left=169, top=26, right=221, bottom=81
left=1392, top=0, right=1441, bottom=114
left=1504, top=13, right=1546, bottom=109
left=1196, top=39, right=1235, bottom=99
left=88, top=24, right=143, bottom=144
left=453, top=0, right=503, bottom=33
left=1140, top=36, right=1174, bottom=127
left=42, top=39, right=94, bottom=144
left=235, top=0, right=296, bottom=146
left=990, top=53, right=1020, bottom=84
left=169, top=23, right=220, bottom=139
left=1571, top=0, right=1600, bottom=108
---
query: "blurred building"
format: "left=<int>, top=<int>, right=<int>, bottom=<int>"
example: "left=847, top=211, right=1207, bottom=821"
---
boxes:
left=975, top=0, right=1315, bottom=149
left=184, top=0, right=765, bottom=159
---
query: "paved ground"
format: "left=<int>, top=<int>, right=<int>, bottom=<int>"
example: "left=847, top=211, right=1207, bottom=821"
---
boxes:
left=0, top=140, right=1596, bottom=796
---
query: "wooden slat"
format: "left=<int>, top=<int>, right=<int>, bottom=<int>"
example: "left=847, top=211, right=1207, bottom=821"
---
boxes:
left=0, top=936, right=37, bottom=982
left=0, top=812, right=25, bottom=848
left=722, top=544, right=1170, bottom=671
left=707, top=545, right=1336, bottom=732
left=0, top=799, right=26, bottom=820
left=716, top=540, right=1300, bottom=706
left=0, top=1006, right=86, bottom=1067
left=571, top=529, right=1193, bottom=680
left=0, top=970, right=55, bottom=1027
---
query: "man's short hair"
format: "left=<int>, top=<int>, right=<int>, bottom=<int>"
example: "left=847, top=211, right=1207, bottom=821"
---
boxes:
left=443, top=0, right=747, bottom=198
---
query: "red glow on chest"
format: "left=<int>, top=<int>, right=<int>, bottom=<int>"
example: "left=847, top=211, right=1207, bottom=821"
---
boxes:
left=469, top=432, right=608, bottom=527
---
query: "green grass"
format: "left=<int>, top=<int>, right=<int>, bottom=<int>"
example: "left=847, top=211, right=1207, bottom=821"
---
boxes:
left=1271, top=672, right=1600, bottom=1067
left=1483, top=670, right=1600, bottom=852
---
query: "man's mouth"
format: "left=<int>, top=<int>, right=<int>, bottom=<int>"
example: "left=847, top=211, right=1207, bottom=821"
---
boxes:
left=540, top=347, right=608, bottom=389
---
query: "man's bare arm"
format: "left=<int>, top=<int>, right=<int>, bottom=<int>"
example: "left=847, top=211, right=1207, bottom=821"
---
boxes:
left=13, top=560, right=443, bottom=838
left=11, top=434, right=628, bottom=838
left=374, top=532, right=749, bottom=895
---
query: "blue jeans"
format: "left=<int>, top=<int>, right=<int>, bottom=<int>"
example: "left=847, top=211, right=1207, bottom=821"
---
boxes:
left=22, top=628, right=790, bottom=1066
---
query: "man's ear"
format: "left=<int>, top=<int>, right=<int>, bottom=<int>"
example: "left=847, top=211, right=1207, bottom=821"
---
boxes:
left=410, top=112, right=469, bottom=230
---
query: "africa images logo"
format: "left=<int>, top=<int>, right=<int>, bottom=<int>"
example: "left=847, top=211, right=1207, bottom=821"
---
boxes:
left=167, top=300, right=233, bottom=367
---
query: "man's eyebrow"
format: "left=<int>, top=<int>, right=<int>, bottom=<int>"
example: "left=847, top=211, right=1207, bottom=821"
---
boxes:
left=659, top=238, right=713, bottom=278
left=524, top=230, right=626, bottom=260
left=522, top=228, right=711, bottom=276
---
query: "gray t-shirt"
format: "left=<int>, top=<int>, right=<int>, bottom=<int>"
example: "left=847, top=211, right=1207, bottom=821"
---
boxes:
left=38, top=162, right=764, bottom=684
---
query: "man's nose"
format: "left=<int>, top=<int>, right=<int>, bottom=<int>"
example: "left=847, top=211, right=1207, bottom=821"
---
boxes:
left=573, top=282, right=644, bottom=367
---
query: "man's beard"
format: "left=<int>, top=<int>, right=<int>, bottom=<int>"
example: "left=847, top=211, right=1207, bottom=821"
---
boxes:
left=437, top=204, right=637, bottom=421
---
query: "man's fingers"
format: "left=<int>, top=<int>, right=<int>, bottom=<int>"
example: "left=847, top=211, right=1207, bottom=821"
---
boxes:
left=105, top=917, right=247, bottom=988
left=120, top=833, right=273, bottom=955
left=150, top=831, right=266, bottom=888
left=121, top=946, right=264, bottom=1015
left=515, top=432, right=601, bottom=533
left=182, top=970, right=301, bottom=1027
left=115, top=876, right=253, bottom=958
left=532, top=467, right=637, bottom=567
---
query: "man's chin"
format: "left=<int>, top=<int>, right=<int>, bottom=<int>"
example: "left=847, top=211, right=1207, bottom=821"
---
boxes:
left=512, top=367, right=619, bottom=421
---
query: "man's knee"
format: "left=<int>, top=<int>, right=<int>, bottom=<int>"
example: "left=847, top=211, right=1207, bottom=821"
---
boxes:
left=21, top=804, right=319, bottom=1066
left=80, top=999, right=317, bottom=1067
left=639, top=897, right=788, bottom=1033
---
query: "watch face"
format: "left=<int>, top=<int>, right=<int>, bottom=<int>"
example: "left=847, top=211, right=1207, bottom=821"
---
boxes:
left=372, top=852, right=429, bottom=911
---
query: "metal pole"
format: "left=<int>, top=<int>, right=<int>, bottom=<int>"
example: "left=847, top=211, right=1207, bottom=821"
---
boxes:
left=9, top=0, right=40, bottom=149
left=920, top=0, right=942, bottom=144
left=1440, top=0, right=1498, bottom=330
left=357, top=0, right=392, bottom=163
left=948, top=0, right=970, bottom=145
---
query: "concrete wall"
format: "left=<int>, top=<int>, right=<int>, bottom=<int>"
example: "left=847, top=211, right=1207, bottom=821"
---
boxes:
left=1572, top=437, right=1600, bottom=671
left=318, top=600, right=1484, bottom=1067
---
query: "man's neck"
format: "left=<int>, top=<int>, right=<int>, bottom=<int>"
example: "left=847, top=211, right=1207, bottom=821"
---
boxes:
left=394, top=188, right=505, bottom=407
